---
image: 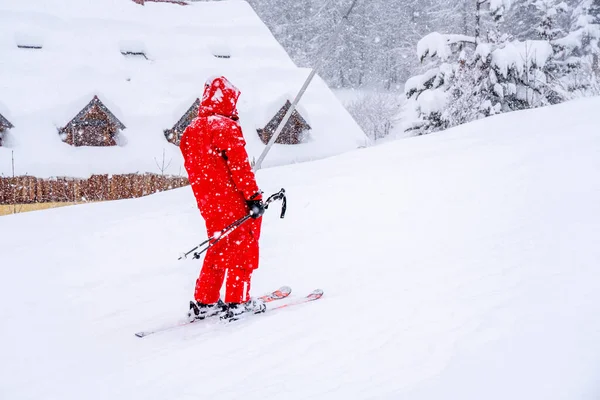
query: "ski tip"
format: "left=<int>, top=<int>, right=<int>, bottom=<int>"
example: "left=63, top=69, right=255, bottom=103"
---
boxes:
left=278, top=286, right=292, bottom=295
left=260, top=286, right=292, bottom=302
left=134, top=332, right=147, bottom=338
left=308, top=289, right=324, bottom=299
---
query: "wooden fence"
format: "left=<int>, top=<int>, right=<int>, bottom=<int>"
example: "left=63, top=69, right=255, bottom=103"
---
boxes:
left=0, top=174, right=189, bottom=204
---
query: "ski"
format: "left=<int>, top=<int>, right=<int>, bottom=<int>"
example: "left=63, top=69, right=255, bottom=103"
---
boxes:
left=259, top=286, right=292, bottom=303
left=224, top=288, right=324, bottom=323
left=134, top=286, right=291, bottom=338
left=270, top=288, right=323, bottom=311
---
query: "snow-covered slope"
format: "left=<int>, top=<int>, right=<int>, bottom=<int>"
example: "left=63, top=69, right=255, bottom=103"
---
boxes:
left=0, top=0, right=365, bottom=178
left=1, top=97, right=599, bottom=399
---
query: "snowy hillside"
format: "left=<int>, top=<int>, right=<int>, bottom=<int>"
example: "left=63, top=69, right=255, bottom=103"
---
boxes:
left=0, top=0, right=365, bottom=178
left=1, top=97, right=599, bottom=399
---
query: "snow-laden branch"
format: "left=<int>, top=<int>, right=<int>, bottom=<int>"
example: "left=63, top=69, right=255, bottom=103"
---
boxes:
left=417, top=32, right=476, bottom=62
left=482, top=40, right=554, bottom=78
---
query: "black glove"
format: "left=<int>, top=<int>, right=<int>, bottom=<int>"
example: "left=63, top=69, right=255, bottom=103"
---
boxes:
left=246, top=199, right=265, bottom=219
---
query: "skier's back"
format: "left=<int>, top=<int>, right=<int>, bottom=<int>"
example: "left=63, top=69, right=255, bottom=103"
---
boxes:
left=180, top=76, right=265, bottom=320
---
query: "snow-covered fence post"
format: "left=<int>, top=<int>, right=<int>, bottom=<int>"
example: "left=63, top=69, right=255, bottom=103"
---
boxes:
left=253, top=0, right=360, bottom=171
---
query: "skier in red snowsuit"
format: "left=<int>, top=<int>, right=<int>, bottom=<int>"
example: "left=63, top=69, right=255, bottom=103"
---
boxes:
left=180, top=76, right=265, bottom=320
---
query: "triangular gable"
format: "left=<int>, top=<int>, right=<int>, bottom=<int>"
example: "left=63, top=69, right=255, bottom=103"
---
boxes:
left=164, top=98, right=199, bottom=145
left=172, top=98, right=199, bottom=132
left=64, top=96, right=126, bottom=130
left=257, top=100, right=311, bottom=145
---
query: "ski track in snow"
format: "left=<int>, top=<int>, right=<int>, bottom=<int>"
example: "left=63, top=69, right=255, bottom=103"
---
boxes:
left=1, top=98, right=600, bottom=399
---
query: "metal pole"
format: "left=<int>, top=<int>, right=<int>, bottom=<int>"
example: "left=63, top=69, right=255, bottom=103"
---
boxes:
left=253, top=0, right=359, bottom=171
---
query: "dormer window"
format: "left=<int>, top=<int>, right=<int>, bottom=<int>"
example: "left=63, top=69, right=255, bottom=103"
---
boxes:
left=17, top=44, right=42, bottom=50
left=121, top=51, right=148, bottom=60
left=164, top=98, right=200, bottom=146
left=119, top=40, right=149, bottom=61
left=0, top=112, right=14, bottom=147
left=14, top=32, right=43, bottom=50
left=211, top=43, right=231, bottom=60
left=257, top=100, right=311, bottom=145
left=59, top=96, right=126, bottom=147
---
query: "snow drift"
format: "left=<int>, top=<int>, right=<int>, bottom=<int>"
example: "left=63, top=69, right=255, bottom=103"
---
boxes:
left=0, top=97, right=599, bottom=399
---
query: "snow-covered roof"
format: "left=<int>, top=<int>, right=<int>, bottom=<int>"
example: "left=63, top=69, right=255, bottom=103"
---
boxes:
left=0, top=0, right=366, bottom=178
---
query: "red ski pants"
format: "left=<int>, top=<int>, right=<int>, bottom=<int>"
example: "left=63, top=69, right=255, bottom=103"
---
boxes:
left=194, top=227, right=259, bottom=304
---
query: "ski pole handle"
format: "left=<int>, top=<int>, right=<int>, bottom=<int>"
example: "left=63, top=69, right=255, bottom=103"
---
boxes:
left=264, top=188, right=286, bottom=218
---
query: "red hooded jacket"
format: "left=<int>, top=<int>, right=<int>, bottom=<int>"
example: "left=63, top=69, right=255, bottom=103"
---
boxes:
left=180, top=77, right=262, bottom=250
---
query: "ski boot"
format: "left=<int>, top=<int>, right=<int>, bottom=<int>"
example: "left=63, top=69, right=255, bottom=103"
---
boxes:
left=188, top=299, right=226, bottom=320
left=220, top=298, right=266, bottom=322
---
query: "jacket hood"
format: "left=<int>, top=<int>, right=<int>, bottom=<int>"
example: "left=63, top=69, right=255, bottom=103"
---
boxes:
left=199, top=76, right=240, bottom=119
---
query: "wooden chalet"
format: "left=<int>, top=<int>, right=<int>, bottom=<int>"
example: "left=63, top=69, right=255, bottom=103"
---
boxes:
left=59, top=96, right=126, bottom=147
left=0, top=112, right=14, bottom=147
left=257, top=100, right=311, bottom=145
left=164, top=98, right=199, bottom=146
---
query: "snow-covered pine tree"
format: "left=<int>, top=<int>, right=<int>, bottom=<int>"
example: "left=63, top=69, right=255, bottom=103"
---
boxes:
left=246, top=0, right=475, bottom=89
left=528, top=0, right=569, bottom=103
left=553, top=0, right=600, bottom=94
left=403, top=0, right=557, bottom=135
left=531, top=0, right=569, bottom=40
left=580, top=0, right=600, bottom=73
left=402, top=33, right=475, bottom=133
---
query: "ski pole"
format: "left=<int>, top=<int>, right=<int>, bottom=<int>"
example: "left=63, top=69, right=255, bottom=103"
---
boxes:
left=178, top=188, right=287, bottom=260
left=190, top=188, right=287, bottom=258
left=178, top=215, right=250, bottom=260
left=189, top=215, right=252, bottom=260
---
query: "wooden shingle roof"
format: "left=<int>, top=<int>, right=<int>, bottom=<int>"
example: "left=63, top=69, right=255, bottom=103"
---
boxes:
left=64, top=96, right=126, bottom=130
left=0, top=113, right=13, bottom=129
left=171, top=98, right=199, bottom=132
left=257, top=100, right=311, bottom=145
left=163, top=98, right=199, bottom=145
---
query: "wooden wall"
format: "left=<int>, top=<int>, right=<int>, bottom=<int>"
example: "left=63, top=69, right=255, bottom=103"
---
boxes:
left=0, top=173, right=189, bottom=204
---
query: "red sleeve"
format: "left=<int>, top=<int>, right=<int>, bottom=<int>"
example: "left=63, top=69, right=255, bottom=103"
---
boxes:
left=212, top=117, right=261, bottom=201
